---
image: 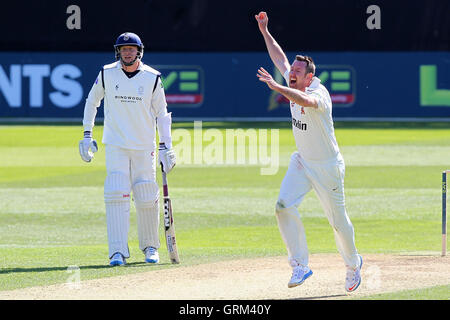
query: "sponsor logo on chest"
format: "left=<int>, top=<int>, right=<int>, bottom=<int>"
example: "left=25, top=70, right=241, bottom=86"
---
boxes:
left=292, top=117, right=307, bottom=131
left=113, top=82, right=145, bottom=103
left=291, top=102, right=305, bottom=114
left=114, top=94, right=143, bottom=103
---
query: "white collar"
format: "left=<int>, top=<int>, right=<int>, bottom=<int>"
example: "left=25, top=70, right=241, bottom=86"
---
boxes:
left=116, top=60, right=143, bottom=70
left=306, top=76, right=321, bottom=91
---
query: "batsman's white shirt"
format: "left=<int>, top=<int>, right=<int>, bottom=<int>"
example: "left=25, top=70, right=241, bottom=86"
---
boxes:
left=82, top=61, right=166, bottom=259
left=83, top=61, right=167, bottom=150
left=283, top=71, right=340, bottom=161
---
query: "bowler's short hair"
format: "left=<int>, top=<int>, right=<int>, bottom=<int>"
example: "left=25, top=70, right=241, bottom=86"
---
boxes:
left=295, top=55, right=315, bottom=75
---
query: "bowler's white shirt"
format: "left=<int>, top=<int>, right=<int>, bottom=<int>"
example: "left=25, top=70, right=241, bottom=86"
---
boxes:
left=283, top=71, right=340, bottom=161
left=83, top=61, right=167, bottom=150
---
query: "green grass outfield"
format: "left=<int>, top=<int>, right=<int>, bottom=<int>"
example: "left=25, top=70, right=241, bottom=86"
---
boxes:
left=0, top=122, right=449, bottom=299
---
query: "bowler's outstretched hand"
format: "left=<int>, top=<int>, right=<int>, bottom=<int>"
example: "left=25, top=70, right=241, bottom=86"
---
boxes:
left=257, top=67, right=279, bottom=90
left=255, top=11, right=268, bottom=33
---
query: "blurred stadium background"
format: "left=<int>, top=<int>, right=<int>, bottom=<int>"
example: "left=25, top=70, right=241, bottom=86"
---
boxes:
left=0, top=0, right=449, bottom=301
left=0, top=0, right=449, bottom=123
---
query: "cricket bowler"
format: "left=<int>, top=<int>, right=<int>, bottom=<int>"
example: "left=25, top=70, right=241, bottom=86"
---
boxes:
left=79, top=32, right=176, bottom=266
left=255, top=12, right=362, bottom=292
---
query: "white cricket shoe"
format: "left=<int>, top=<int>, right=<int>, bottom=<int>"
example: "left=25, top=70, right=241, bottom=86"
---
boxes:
left=346, top=254, right=363, bottom=292
left=288, top=260, right=313, bottom=288
left=144, top=247, right=159, bottom=264
left=110, top=252, right=126, bottom=266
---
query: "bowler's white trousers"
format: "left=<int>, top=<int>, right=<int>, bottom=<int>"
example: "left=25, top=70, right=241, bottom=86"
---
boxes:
left=276, top=152, right=359, bottom=268
left=104, top=144, right=160, bottom=259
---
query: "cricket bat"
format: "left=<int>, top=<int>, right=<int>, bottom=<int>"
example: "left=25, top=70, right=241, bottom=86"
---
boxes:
left=161, top=168, right=180, bottom=264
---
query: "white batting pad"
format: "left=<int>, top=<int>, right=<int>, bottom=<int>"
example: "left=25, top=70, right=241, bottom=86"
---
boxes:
left=133, top=180, right=160, bottom=251
left=104, top=172, right=131, bottom=258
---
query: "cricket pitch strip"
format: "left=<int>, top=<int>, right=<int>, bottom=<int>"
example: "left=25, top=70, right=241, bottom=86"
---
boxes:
left=1, top=254, right=449, bottom=300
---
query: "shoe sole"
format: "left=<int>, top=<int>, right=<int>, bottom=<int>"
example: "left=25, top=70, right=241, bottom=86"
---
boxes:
left=145, top=258, right=159, bottom=264
left=110, top=259, right=126, bottom=267
left=346, top=254, right=363, bottom=292
left=288, top=270, right=313, bottom=288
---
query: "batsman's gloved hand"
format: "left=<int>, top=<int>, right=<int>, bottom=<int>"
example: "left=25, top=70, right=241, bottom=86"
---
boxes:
left=159, top=142, right=176, bottom=174
left=79, top=131, right=98, bottom=162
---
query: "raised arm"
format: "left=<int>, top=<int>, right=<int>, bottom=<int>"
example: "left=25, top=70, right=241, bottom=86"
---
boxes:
left=257, top=67, right=318, bottom=108
left=255, top=12, right=290, bottom=76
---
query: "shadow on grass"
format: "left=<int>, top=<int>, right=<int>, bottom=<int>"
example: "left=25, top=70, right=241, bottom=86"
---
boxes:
left=294, top=294, right=348, bottom=300
left=263, top=293, right=348, bottom=301
left=0, top=261, right=172, bottom=274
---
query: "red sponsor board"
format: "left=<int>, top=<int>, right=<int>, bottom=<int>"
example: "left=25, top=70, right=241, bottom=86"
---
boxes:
left=331, top=94, right=354, bottom=104
left=276, top=95, right=289, bottom=104
left=166, top=94, right=203, bottom=104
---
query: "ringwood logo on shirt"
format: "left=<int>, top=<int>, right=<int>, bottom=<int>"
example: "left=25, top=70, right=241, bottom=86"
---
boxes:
left=114, top=95, right=143, bottom=103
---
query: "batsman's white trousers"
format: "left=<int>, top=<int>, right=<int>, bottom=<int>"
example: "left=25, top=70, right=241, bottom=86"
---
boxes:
left=276, top=152, right=359, bottom=268
left=104, top=144, right=160, bottom=259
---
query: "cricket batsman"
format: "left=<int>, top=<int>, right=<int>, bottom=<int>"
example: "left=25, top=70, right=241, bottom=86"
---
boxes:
left=255, top=12, right=362, bottom=292
left=79, top=32, right=176, bottom=266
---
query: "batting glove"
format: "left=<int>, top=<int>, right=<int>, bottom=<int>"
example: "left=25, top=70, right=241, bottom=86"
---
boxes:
left=79, top=131, right=98, bottom=162
left=159, top=143, right=176, bottom=174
